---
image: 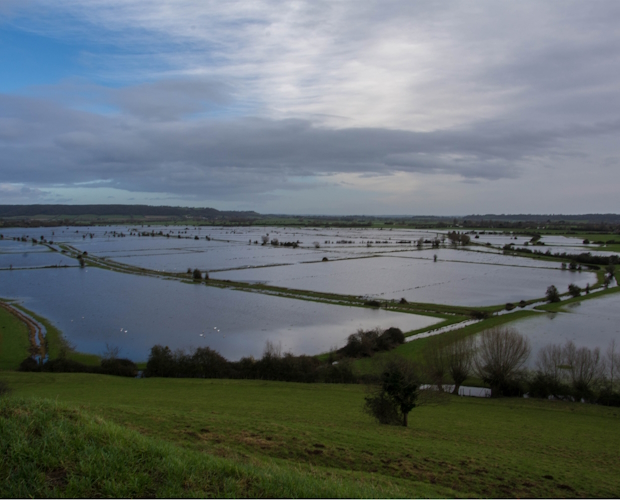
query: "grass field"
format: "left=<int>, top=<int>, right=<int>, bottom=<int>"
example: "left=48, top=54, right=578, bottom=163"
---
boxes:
left=2, top=372, right=619, bottom=498
left=0, top=307, right=30, bottom=370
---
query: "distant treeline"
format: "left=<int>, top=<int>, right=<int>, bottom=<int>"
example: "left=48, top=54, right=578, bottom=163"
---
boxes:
left=463, top=213, right=620, bottom=223
left=0, top=204, right=259, bottom=219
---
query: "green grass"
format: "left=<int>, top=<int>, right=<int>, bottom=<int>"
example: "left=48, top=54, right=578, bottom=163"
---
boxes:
left=0, top=397, right=412, bottom=498
left=2, top=373, right=619, bottom=498
left=0, top=301, right=101, bottom=367
left=353, top=310, right=540, bottom=376
left=0, top=307, right=30, bottom=370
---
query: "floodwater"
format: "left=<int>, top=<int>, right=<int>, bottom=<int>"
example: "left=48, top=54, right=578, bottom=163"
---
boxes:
left=0, top=226, right=616, bottom=361
left=0, top=266, right=440, bottom=361
left=509, top=293, right=620, bottom=363
left=212, top=255, right=595, bottom=306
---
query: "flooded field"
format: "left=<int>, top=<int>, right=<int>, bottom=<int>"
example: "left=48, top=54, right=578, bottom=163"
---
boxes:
left=510, top=293, right=620, bottom=363
left=212, top=255, right=595, bottom=306
left=0, top=225, right=616, bottom=361
left=0, top=267, right=440, bottom=361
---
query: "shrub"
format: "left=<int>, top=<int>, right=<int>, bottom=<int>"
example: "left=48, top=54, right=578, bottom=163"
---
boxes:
left=145, top=345, right=176, bottom=377
left=546, top=285, right=561, bottom=303
left=470, top=310, right=490, bottom=320
left=0, top=380, right=11, bottom=397
left=363, top=391, right=402, bottom=425
left=192, top=268, right=202, bottom=280
left=18, top=357, right=40, bottom=372
left=364, top=359, right=420, bottom=427
left=100, top=358, right=138, bottom=377
left=568, top=284, right=581, bottom=297
left=190, top=347, right=231, bottom=378
left=321, top=359, right=357, bottom=384
left=42, top=358, right=93, bottom=373
left=597, top=389, right=620, bottom=407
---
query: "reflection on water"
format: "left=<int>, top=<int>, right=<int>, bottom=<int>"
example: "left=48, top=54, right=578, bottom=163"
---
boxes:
left=212, top=256, right=595, bottom=307
left=0, top=267, right=440, bottom=361
left=510, top=293, right=620, bottom=365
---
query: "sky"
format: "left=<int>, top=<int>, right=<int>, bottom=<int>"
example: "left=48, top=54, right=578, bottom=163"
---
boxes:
left=0, top=1, right=619, bottom=215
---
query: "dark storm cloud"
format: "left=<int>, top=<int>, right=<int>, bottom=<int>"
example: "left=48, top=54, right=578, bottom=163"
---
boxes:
left=2, top=88, right=618, bottom=199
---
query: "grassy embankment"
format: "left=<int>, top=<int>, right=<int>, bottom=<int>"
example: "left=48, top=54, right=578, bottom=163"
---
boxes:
left=0, top=397, right=409, bottom=498
left=2, top=373, right=619, bottom=498
left=0, top=306, right=30, bottom=370
left=0, top=300, right=100, bottom=367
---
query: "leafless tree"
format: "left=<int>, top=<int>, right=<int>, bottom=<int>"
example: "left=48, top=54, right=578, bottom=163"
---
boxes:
left=445, top=335, right=476, bottom=395
left=103, top=343, right=121, bottom=360
left=536, top=343, right=566, bottom=385
left=606, top=339, right=619, bottom=391
left=563, top=341, right=604, bottom=396
left=475, top=327, right=531, bottom=397
left=422, top=336, right=448, bottom=391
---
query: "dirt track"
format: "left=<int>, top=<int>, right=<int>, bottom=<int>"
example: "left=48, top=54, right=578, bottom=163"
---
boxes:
left=0, top=301, right=45, bottom=358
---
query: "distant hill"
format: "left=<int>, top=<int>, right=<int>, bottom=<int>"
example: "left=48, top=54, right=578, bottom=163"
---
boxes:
left=0, top=205, right=259, bottom=219
left=463, top=214, right=620, bottom=223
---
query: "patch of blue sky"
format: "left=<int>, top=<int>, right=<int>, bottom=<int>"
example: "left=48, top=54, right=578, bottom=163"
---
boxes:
left=0, top=24, right=86, bottom=91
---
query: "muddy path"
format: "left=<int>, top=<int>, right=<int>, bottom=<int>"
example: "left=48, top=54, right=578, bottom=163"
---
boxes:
left=0, top=301, right=45, bottom=358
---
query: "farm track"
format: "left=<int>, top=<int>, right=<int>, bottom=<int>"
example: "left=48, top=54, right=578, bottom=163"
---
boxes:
left=0, top=301, right=45, bottom=358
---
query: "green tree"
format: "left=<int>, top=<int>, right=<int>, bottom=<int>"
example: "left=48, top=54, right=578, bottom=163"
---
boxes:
left=364, top=359, right=419, bottom=427
left=546, top=285, right=560, bottom=303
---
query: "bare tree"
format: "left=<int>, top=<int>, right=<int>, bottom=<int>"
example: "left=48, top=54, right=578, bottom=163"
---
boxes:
left=445, top=336, right=476, bottom=395
left=536, top=343, right=565, bottom=385
left=103, top=343, right=121, bottom=360
left=422, top=336, right=448, bottom=392
left=475, top=327, right=531, bottom=397
left=563, top=341, right=604, bottom=396
left=606, top=339, right=619, bottom=391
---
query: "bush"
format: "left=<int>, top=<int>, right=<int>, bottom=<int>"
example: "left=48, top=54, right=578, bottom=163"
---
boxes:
left=100, top=358, right=138, bottom=377
left=18, top=357, right=40, bottom=372
left=470, top=310, right=490, bottom=320
left=527, top=372, right=570, bottom=399
left=364, top=359, right=420, bottom=427
left=192, top=268, right=202, bottom=280
left=339, top=328, right=404, bottom=358
left=320, top=359, right=357, bottom=384
left=145, top=345, right=176, bottom=377
left=363, top=391, right=402, bottom=425
left=597, top=389, right=620, bottom=407
left=0, top=380, right=10, bottom=397
left=546, top=285, right=561, bottom=303
left=42, top=358, right=93, bottom=373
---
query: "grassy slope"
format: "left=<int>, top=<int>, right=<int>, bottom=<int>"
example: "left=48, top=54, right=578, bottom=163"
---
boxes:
left=0, top=307, right=30, bottom=370
left=3, top=372, right=620, bottom=498
left=0, top=397, right=411, bottom=498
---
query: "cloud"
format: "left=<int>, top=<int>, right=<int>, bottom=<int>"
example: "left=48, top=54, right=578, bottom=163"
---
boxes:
left=1, top=1, right=620, bottom=212
left=2, top=87, right=619, bottom=203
